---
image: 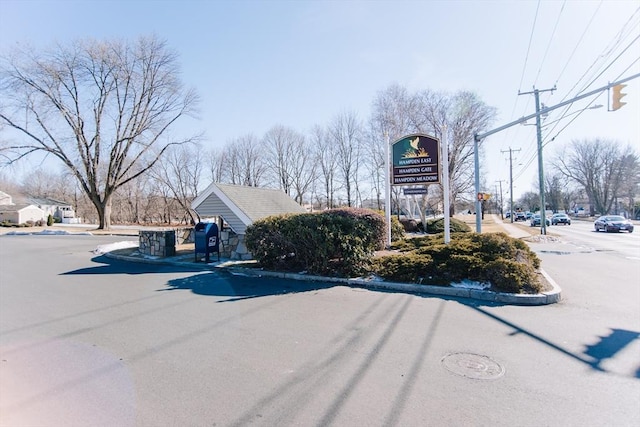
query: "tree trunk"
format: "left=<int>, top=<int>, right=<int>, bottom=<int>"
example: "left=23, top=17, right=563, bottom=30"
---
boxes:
left=95, top=197, right=112, bottom=230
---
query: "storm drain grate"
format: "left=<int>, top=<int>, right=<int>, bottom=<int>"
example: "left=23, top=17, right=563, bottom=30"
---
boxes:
left=441, top=353, right=505, bottom=380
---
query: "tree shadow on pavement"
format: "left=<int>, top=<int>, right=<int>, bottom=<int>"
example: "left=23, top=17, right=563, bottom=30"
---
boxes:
left=465, top=303, right=640, bottom=379
left=61, top=255, right=335, bottom=301
left=62, top=255, right=213, bottom=275
left=162, top=270, right=335, bottom=302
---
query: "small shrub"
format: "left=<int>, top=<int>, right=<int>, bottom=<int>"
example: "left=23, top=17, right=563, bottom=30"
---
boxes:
left=372, top=253, right=435, bottom=284
left=400, top=218, right=419, bottom=232
left=377, top=232, right=542, bottom=293
left=424, top=217, right=471, bottom=234
left=483, top=259, right=542, bottom=294
left=47, top=214, right=54, bottom=226
left=25, top=220, right=34, bottom=227
left=390, top=215, right=405, bottom=242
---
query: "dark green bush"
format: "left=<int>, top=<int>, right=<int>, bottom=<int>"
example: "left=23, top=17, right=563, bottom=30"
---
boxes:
left=245, top=208, right=386, bottom=277
left=399, top=218, right=419, bottom=232
left=47, top=214, right=54, bottom=226
left=483, top=259, right=542, bottom=294
left=372, top=253, right=435, bottom=284
left=390, top=215, right=405, bottom=242
left=423, top=217, right=471, bottom=234
left=378, top=232, right=542, bottom=294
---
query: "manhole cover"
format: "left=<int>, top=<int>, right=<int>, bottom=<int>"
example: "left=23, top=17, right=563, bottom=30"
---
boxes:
left=441, top=353, right=504, bottom=380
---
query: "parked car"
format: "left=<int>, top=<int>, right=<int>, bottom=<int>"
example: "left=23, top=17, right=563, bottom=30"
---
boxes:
left=514, top=212, right=527, bottom=221
left=530, top=214, right=550, bottom=227
left=551, top=213, right=571, bottom=225
left=505, top=211, right=511, bottom=218
left=594, top=215, right=634, bottom=233
left=525, top=211, right=532, bottom=219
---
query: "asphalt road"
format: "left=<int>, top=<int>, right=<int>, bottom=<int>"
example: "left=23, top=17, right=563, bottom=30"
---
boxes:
left=1, top=233, right=639, bottom=426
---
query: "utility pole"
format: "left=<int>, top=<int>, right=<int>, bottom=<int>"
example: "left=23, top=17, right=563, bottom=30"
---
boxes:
left=500, top=148, right=520, bottom=223
left=495, top=179, right=506, bottom=219
left=473, top=72, right=639, bottom=233
left=519, top=86, right=556, bottom=235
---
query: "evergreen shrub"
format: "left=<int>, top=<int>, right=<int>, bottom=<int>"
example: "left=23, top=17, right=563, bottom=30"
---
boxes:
left=245, top=208, right=386, bottom=277
left=373, top=232, right=542, bottom=293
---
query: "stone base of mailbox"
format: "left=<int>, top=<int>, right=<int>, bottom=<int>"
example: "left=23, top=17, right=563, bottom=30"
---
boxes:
left=220, top=230, right=252, bottom=261
left=139, top=229, right=176, bottom=257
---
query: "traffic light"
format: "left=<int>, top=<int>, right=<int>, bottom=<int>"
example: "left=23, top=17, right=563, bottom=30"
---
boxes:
left=612, top=84, right=627, bottom=111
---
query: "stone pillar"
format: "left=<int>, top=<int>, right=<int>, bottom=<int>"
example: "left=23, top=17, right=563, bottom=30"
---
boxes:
left=138, top=229, right=176, bottom=257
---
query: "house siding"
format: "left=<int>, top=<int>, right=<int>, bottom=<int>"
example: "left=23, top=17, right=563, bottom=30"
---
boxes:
left=0, top=204, right=45, bottom=224
left=196, top=195, right=248, bottom=234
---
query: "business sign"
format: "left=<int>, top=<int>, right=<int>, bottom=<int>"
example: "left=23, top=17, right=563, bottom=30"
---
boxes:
left=391, top=133, right=440, bottom=185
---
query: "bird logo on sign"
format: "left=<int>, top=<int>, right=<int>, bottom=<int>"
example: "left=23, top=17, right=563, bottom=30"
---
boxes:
left=403, top=136, right=429, bottom=158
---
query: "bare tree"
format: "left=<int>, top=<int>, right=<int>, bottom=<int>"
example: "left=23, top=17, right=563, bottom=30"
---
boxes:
left=415, top=90, right=496, bottom=216
left=553, top=139, right=638, bottom=215
left=328, top=111, right=362, bottom=207
left=150, top=143, right=203, bottom=224
left=262, top=125, right=301, bottom=195
left=370, top=83, right=418, bottom=142
left=370, top=85, right=496, bottom=217
left=224, top=134, right=266, bottom=187
left=207, top=147, right=227, bottom=183
left=0, top=36, right=200, bottom=229
left=311, top=124, right=339, bottom=209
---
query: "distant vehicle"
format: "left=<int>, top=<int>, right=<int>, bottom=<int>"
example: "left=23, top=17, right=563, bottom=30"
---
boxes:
left=530, top=214, right=550, bottom=227
left=525, top=211, right=532, bottom=219
left=514, top=212, right=527, bottom=221
left=594, top=215, right=634, bottom=233
left=505, top=211, right=511, bottom=218
left=551, top=213, right=571, bottom=225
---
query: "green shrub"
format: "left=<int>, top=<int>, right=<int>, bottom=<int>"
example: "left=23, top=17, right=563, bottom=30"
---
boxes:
left=390, top=215, right=405, bottom=242
left=372, top=253, right=435, bottom=284
left=245, top=208, right=386, bottom=277
left=399, top=218, right=419, bottom=232
left=379, top=232, right=542, bottom=293
left=47, top=214, right=54, bottom=226
left=424, top=217, right=471, bottom=234
left=482, top=259, right=542, bottom=294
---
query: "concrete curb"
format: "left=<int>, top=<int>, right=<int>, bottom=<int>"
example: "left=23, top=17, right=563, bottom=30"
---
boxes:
left=104, top=252, right=562, bottom=306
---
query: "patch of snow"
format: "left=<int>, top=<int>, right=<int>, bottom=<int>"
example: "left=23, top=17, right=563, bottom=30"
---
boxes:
left=450, top=279, right=491, bottom=290
left=93, top=241, right=139, bottom=254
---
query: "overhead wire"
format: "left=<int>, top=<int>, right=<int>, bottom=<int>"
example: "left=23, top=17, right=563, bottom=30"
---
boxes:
left=513, top=9, right=640, bottom=184
left=543, top=26, right=640, bottom=145
left=518, top=0, right=541, bottom=92
left=496, top=0, right=542, bottom=186
left=553, top=0, right=603, bottom=87
left=533, top=0, right=566, bottom=86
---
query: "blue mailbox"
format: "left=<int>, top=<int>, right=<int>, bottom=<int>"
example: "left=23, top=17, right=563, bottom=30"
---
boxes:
left=194, top=222, right=220, bottom=262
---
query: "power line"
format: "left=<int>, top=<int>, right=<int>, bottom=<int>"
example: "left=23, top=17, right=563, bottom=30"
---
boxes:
left=554, top=0, right=603, bottom=87
left=534, top=0, right=567, bottom=86
left=518, top=0, right=542, bottom=92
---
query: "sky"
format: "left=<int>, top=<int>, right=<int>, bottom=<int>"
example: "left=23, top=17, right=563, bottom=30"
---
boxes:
left=1, top=0, right=639, bottom=202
